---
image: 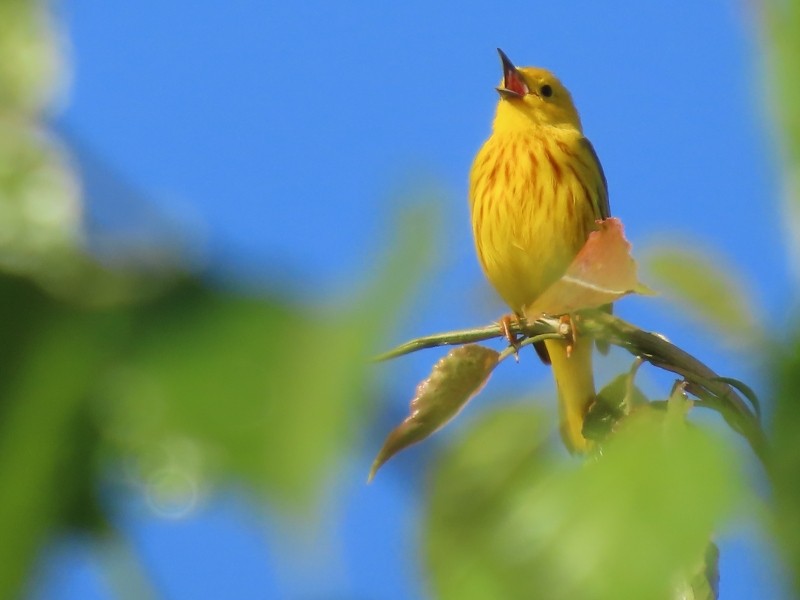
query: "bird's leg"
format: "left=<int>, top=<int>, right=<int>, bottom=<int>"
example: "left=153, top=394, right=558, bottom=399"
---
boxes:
left=499, top=314, right=521, bottom=362
left=558, top=314, right=576, bottom=358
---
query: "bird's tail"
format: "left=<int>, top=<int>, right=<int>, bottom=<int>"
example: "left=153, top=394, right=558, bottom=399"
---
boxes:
left=543, top=336, right=595, bottom=453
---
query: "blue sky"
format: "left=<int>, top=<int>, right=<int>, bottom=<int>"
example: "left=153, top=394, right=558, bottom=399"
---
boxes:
left=33, top=1, right=790, bottom=598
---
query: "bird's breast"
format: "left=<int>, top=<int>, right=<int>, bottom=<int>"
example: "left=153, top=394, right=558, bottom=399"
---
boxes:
left=469, top=130, right=601, bottom=312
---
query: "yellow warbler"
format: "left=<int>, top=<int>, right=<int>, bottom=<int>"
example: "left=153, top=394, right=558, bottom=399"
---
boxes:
left=469, top=49, right=610, bottom=452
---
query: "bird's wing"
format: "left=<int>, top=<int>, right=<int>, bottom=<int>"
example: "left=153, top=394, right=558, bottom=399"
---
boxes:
left=579, top=137, right=614, bottom=356
left=579, top=137, right=610, bottom=219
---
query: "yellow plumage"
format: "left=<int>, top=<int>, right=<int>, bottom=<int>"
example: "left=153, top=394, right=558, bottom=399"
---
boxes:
left=469, top=50, right=609, bottom=452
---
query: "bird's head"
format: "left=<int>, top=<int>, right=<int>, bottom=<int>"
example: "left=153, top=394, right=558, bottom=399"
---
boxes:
left=493, top=48, right=583, bottom=132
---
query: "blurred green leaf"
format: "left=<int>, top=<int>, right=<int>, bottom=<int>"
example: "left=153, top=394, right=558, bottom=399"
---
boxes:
left=0, top=199, right=433, bottom=590
left=425, top=403, right=743, bottom=600
left=0, top=120, right=84, bottom=284
left=425, top=405, right=553, bottom=600
left=764, top=0, right=800, bottom=269
left=95, top=285, right=359, bottom=509
left=771, top=332, right=800, bottom=595
left=643, top=246, right=759, bottom=344
left=96, top=206, right=434, bottom=510
left=0, top=280, right=118, bottom=597
left=765, top=15, right=800, bottom=589
left=353, top=202, right=439, bottom=332
left=684, top=542, right=719, bottom=600
left=0, top=1, right=62, bottom=115
left=369, top=344, right=499, bottom=482
left=764, top=0, right=800, bottom=165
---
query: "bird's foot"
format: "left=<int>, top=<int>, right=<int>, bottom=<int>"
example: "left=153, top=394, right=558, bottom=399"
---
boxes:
left=558, top=314, right=576, bottom=357
left=499, top=314, right=521, bottom=362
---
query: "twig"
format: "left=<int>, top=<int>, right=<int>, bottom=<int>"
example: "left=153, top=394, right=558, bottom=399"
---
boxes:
left=375, top=310, right=766, bottom=461
left=498, top=332, right=564, bottom=362
left=578, top=311, right=767, bottom=461
left=373, top=318, right=560, bottom=362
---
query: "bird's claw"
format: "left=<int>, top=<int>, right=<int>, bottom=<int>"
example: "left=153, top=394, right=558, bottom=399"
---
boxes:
left=558, top=315, right=576, bottom=357
left=500, top=314, right=521, bottom=362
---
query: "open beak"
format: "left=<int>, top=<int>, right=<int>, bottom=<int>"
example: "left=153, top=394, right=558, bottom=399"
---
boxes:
left=496, top=48, right=528, bottom=98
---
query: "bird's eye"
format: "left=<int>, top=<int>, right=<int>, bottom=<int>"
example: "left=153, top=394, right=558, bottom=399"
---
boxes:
left=540, top=84, right=553, bottom=98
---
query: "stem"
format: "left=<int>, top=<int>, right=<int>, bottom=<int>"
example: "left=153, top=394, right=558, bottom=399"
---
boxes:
left=579, top=311, right=767, bottom=461
left=498, top=333, right=564, bottom=362
left=375, top=310, right=766, bottom=461
left=374, top=318, right=560, bottom=362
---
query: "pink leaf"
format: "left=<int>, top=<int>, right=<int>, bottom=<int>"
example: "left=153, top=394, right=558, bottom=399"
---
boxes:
left=525, top=218, right=652, bottom=319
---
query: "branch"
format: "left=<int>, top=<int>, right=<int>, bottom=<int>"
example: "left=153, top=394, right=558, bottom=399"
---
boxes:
left=579, top=311, right=767, bottom=461
left=374, top=318, right=561, bottom=362
left=376, top=310, right=766, bottom=461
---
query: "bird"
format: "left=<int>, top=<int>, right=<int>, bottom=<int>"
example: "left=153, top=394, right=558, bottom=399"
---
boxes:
left=469, top=49, right=610, bottom=453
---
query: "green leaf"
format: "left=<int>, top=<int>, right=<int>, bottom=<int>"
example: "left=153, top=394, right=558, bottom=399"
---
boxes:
left=683, top=542, right=720, bottom=600
left=583, top=365, right=648, bottom=443
left=711, top=376, right=761, bottom=420
left=764, top=0, right=800, bottom=258
left=764, top=0, right=800, bottom=168
left=0, top=297, right=114, bottom=597
left=0, top=120, right=83, bottom=284
left=0, top=198, right=433, bottom=590
left=98, top=206, right=434, bottom=510
left=97, top=285, right=350, bottom=509
left=425, top=405, right=553, bottom=600
left=642, top=245, right=759, bottom=343
left=772, top=330, right=800, bottom=595
left=0, top=1, right=62, bottom=115
left=369, top=344, right=499, bottom=482
left=425, top=404, right=743, bottom=600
